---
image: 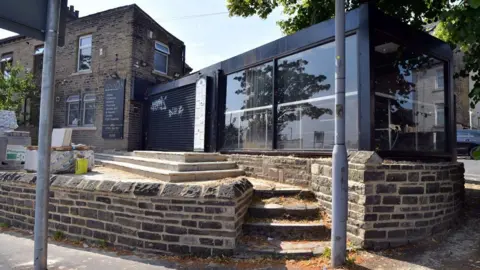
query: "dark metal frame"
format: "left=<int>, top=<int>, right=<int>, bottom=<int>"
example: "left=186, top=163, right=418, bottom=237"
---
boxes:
left=147, top=3, right=455, bottom=161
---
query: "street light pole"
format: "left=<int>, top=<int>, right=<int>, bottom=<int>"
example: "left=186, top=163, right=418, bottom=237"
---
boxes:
left=332, top=0, right=348, bottom=267
left=33, top=0, right=61, bottom=269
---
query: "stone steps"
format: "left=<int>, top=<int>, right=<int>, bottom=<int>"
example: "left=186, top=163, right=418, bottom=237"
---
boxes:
left=242, top=222, right=330, bottom=241
left=253, top=188, right=310, bottom=199
left=248, top=203, right=320, bottom=219
left=96, top=160, right=244, bottom=182
left=235, top=238, right=329, bottom=259
left=95, top=153, right=237, bottom=172
left=133, top=151, right=228, bottom=162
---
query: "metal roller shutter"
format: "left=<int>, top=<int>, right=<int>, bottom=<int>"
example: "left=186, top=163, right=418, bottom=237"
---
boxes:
left=147, top=83, right=195, bottom=151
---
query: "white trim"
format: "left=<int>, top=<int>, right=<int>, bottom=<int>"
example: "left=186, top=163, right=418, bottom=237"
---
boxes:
left=77, top=34, right=92, bottom=72
left=154, top=41, right=170, bottom=54
left=225, top=91, right=358, bottom=114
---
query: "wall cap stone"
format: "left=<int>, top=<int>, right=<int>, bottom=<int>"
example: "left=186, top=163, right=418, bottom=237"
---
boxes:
left=0, top=172, right=253, bottom=200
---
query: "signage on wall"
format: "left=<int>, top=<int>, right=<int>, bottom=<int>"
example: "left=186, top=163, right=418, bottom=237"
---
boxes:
left=194, top=76, right=207, bottom=152
left=102, top=79, right=126, bottom=139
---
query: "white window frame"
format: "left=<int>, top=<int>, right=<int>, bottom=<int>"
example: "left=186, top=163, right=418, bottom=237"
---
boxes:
left=82, top=94, right=96, bottom=126
left=154, top=41, right=169, bottom=74
left=1, top=53, right=13, bottom=77
left=66, top=95, right=80, bottom=127
left=77, top=35, right=92, bottom=72
left=435, top=69, right=444, bottom=90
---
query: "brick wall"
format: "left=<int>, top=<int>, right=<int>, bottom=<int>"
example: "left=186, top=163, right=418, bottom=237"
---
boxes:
left=310, top=151, right=465, bottom=249
left=227, top=151, right=465, bottom=249
left=227, top=154, right=313, bottom=187
left=0, top=172, right=253, bottom=257
left=0, top=4, right=187, bottom=151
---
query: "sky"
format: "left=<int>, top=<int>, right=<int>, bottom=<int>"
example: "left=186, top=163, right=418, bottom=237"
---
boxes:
left=0, top=0, right=285, bottom=71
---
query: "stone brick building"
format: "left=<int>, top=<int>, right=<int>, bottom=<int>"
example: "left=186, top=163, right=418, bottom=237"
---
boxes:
left=0, top=4, right=191, bottom=150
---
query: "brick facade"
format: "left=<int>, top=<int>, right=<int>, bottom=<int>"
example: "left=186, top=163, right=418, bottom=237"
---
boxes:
left=228, top=151, right=465, bottom=249
left=0, top=4, right=187, bottom=151
left=0, top=172, right=253, bottom=256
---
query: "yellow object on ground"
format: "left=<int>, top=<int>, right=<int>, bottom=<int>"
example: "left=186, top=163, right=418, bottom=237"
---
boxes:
left=75, top=158, right=88, bottom=175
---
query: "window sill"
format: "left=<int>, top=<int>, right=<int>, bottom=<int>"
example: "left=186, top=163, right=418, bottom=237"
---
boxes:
left=152, top=70, right=172, bottom=79
left=70, top=70, right=93, bottom=76
left=432, top=88, right=444, bottom=92
left=67, top=126, right=97, bottom=131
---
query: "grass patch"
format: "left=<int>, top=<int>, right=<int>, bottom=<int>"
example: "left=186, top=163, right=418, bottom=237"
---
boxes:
left=98, top=239, right=108, bottom=249
left=0, top=223, right=9, bottom=229
left=53, top=231, right=65, bottom=241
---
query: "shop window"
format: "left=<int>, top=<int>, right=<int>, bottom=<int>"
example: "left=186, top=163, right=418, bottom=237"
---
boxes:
left=154, top=41, right=169, bottom=74
left=83, top=94, right=96, bottom=126
left=224, top=62, right=273, bottom=150
left=276, top=35, right=358, bottom=150
left=373, top=30, right=446, bottom=152
left=1, top=52, right=13, bottom=77
left=223, top=35, right=359, bottom=151
left=67, top=95, right=80, bottom=126
left=77, top=35, right=92, bottom=71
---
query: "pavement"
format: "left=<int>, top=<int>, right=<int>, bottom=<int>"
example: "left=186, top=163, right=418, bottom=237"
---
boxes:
left=460, top=159, right=480, bottom=182
left=0, top=232, right=178, bottom=270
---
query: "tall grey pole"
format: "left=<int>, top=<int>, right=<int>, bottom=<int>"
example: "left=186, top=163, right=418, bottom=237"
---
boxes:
left=331, top=0, right=348, bottom=267
left=33, top=0, right=61, bottom=269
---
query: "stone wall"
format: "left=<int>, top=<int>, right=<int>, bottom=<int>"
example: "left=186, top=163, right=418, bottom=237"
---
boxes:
left=227, top=154, right=313, bottom=187
left=227, top=151, right=465, bottom=249
left=0, top=172, right=253, bottom=257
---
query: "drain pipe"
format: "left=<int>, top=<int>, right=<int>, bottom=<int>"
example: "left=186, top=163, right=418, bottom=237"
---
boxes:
left=331, top=0, right=348, bottom=267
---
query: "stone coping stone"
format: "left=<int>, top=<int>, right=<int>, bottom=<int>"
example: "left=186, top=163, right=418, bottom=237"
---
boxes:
left=0, top=172, right=253, bottom=200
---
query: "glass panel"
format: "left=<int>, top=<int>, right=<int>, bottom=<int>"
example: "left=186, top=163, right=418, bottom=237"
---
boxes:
left=68, top=103, right=80, bottom=126
left=224, top=62, right=273, bottom=150
left=79, top=47, right=92, bottom=71
left=436, top=69, right=444, bottom=89
left=276, top=35, right=358, bottom=150
left=84, top=102, right=95, bottom=125
left=80, top=36, right=92, bottom=47
left=373, top=30, right=446, bottom=152
left=155, top=42, right=170, bottom=54
left=154, top=51, right=167, bottom=73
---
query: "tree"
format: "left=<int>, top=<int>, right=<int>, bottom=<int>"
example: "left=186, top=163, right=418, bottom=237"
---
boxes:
left=224, top=57, right=332, bottom=148
left=0, top=63, right=38, bottom=125
left=227, top=0, right=480, bottom=106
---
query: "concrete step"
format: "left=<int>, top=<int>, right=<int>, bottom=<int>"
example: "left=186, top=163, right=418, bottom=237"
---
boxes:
left=133, top=151, right=228, bottom=162
left=242, top=221, right=330, bottom=241
left=248, top=203, right=320, bottom=220
left=235, top=238, right=329, bottom=259
left=254, top=188, right=312, bottom=199
left=95, top=153, right=237, bottom=172
left=96, top=160, right=244, bottom=182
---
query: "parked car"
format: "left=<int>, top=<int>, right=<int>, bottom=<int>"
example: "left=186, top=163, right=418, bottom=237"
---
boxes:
left=457, top=129, right=480, bottom=159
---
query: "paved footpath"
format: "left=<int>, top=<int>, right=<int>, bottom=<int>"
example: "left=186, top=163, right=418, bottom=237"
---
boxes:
left=0, top=232, right=177, bottom=270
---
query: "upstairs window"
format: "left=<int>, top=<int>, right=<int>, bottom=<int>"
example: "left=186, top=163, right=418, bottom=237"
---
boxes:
left=436, top=69, right=444, bottom=90
left=154, top=41, right=169, bottom=74
left=1, top=53, right=13, bottom=77
left=77, top=35, right=92, bottom=71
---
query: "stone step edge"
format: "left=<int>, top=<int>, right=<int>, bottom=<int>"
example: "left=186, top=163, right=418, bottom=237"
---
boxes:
left=133, top=151, right=227, bottom=161
left=97, top=160, right=244, bottom=176
left=243, top=222, right=325, bottom=228
left=96, top=153, right=237, bottom=166
left=253, top=188, right=311, bottom=197
left=235, top=244, right=327, bottom=258
left=249, top=203, right=319, bottom=210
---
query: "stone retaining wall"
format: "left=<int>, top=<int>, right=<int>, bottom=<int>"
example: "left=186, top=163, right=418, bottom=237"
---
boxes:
left=0, top=172, right=253, bottom=257
left=227, top=151, right=465, bottom=249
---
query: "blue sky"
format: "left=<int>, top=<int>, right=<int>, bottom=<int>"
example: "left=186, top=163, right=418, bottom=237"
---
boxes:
left=0, top=0, right=284, bottom=71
